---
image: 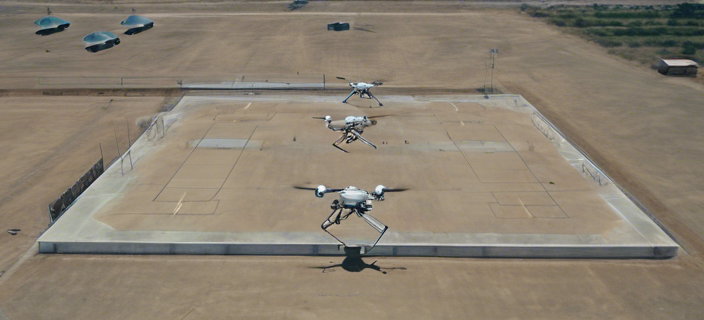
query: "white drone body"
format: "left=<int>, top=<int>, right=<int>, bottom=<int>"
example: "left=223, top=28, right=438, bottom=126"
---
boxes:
left=351, top=82, right=375, bottom=91
left=317, top=115, right=378, bottom=152
left=314, top=185, right=390, bottom=209
left=343, top=82, right=383, bottom=106
left=298, top=184, right=405, bottom=251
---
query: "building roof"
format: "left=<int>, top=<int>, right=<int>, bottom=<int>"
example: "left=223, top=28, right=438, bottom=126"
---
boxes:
left=661, top=59, right=699, bottom=67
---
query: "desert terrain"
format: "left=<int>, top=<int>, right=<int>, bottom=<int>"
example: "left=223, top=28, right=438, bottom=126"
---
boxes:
left=1, top=1, right=703, bottom=319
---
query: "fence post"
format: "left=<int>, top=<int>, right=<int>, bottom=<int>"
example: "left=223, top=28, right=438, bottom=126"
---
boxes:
left=125, top=117, right=133, bottom=169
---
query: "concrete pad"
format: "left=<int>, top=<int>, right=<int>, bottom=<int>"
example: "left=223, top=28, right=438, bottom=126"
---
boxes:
left=37, top=94, right=678, bottom=258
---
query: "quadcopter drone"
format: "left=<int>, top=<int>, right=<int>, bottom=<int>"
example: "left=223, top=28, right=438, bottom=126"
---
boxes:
left=342, top=82, right=383, bottom=106
left=294, top=185, right=407, bottom=252
left=313, top=115, right=385, bottom=153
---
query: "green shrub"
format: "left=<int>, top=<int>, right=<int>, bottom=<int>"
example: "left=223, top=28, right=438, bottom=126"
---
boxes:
left=530, top=11, right=550, bottom=18
left=573, top=18, right=589, bottom=28
left=586, top=28, right=610, bottom=36
left=549, top=18, right=567, bottom=27
left=627, top=20, right=643, bottom=27
left=628, top=42, right=642, bottom=48
left=671, top=3, right=704, bottom=19
left=598, top=39, right=623, bottom=47
left=595, top=11, right=660, bottom=19
left=643, top=39, right=679, bottom=47
left=670, top=28, right=704, bottom=36
left=613, top=27, right=666, bottom=36
left=682, top=42, right=698, bottom=55
left=667, top=19, right=678, bottom=26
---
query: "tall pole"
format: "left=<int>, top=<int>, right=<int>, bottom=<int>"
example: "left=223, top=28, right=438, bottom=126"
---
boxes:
left=490, top=53, right=495, bottom=94
left=113, top=122, right=124, bottom=175
left=489, top=49, right=498, bottom=94
left=125, top=116, right=133, bottom=169
left=113, top=122, right=120, bottom=156
left=483, top=59, right=489, bottom=98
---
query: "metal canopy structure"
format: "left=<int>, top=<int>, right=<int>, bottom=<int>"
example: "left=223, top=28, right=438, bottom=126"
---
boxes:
left=120, top=15, right=154, bottom=28
left=34, top=16, right=70, bottom=31
left=83, top=31, right=119, bottom=46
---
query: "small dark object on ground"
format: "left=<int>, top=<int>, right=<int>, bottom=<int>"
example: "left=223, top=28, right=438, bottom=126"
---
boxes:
left=288, top=0, right=308, bottom=10
left=7, top=229, right=21, bottom=235
left=328, top=22, right=350, bottom=31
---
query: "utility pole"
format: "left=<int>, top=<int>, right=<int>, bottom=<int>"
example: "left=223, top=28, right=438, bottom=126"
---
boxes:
left=489, top=49, right=498, bottom=94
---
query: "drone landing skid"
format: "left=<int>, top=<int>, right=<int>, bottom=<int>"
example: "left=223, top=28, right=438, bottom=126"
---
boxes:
left=332, top=131, right=377, bottom=153
left=342, top=90, right=383, bottom=106
left=333, top=133, right=350, bottom=153
left=321, top=208, right=388, bottom=254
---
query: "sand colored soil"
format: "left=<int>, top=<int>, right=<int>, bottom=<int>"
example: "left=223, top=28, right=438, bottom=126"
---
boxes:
left=1, top=2, right=703, bottom=319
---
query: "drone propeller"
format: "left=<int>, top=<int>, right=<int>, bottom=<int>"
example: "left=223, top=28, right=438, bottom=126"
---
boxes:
left=335, top=76, right=383, bottom=86
left=293, top=186, right=344, bottom=192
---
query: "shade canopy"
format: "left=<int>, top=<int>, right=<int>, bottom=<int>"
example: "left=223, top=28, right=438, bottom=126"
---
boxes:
left=83, top=31, right=118, bottom=45
left=120, top=15, right=154, bottom=28
left=35, top=16, right=70, bottom=30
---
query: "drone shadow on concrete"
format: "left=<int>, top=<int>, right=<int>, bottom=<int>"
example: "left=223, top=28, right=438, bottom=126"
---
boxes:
left=309, top=247, right=407, bottom=274
left=310, top=256, right=407, bottom=274
left=345, top=101, right=383, bottom=109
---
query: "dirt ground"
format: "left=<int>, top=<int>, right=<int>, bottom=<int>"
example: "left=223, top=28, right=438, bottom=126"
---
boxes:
left=1, top=1, right=704, bottom=319
left=0, top=96, right=166, bottom=270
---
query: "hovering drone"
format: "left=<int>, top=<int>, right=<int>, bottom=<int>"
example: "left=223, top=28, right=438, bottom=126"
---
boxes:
left=342, top=82, right=383, bottom=106
left=295, top=185, right=407, bottom=251
left=314, top=115, right=384, bottom=153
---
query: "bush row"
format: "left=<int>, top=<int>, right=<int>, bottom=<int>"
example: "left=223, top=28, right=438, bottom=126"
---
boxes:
left=594, top=11, right=661, bottom=19
left=526, top=3, right=704, bottom=19
left=596, top=39, right=702, bottom=53
left=595, top=38, right=704, bottom=49
left=580, top=27, right=704, bottom=37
